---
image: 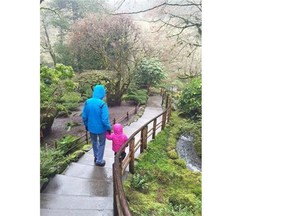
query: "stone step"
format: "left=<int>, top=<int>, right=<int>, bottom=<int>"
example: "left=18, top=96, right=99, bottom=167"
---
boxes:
left=75, top=152, right=129, bottom=181
left=86, top=146, right=116, bottom=159
left=41, top=193, right=113, bottom=210
left=42, top=174, right=113, bottom=197
left=78, top=152, right=115, bottom=168
left=63, top=162, right=112, bottom=181
left=40, top=209, right=113, bottom=216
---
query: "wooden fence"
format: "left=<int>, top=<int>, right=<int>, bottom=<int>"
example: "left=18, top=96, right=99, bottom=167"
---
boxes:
left=50, top=104, right=140, bottom=155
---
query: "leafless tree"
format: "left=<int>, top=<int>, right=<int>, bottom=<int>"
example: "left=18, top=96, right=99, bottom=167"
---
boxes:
left=40, top=16, right=57, bottom=67
left=111, top=0, right=202, bottom=79
left=112, top=1, right=201, bottom=43
left=68, top=14, right=143, bottom=105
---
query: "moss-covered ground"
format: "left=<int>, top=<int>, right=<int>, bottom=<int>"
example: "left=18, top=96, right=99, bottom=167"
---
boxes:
left=123, top=112, right=202, bottom=215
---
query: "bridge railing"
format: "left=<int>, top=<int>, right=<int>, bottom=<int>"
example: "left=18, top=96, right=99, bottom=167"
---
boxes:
left=112, top=104, right=140, bottom=125
left=112, top=93, right=172, bottom=216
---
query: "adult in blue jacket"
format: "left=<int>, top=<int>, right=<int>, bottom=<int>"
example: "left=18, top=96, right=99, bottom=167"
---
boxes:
left=82, top=84, right=111, bottom=166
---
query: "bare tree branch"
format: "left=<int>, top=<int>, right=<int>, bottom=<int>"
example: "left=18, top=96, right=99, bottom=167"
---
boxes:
left=109, top=0, right=202, bottom=79
left=112, top=2, right=201, bottom=16
left=41, top=19, right=56, bottom=66
left=40, top=7, right=62, bottom=20
left=114, top=0, right=126, bottom=11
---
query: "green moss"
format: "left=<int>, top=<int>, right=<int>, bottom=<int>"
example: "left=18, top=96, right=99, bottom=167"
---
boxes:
left=167, top=149, right=178, bottom=159
left=123, top=111, right=202, bottom=215
left=166, top=145, right=174, bottom=152
left=167, top=136, right=177, bottom=150
left=169, top=193, right=197, bottom=209
left=66, top=150, right=85, bottom=163
left=130, top=173, right=149, bottom=193
left=82, top=144, right=92, bottom=151
left=173, top=159, right=187, bottom=168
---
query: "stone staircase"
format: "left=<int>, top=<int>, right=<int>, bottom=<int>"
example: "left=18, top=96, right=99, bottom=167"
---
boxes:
left=41, top=145, right=115, bottom=216
left=40, top=95, right=164, bottom=216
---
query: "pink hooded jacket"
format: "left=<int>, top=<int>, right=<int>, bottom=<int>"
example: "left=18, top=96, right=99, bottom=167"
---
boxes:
left=106, top=123, right=128, bottom=153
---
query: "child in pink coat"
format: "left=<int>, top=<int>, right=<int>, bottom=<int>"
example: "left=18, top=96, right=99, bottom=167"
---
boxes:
left=106, top=123, right=128, bottom=161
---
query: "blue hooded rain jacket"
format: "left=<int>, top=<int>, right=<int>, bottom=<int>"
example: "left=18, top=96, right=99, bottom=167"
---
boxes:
left=82, top=85, right=111, bottom=134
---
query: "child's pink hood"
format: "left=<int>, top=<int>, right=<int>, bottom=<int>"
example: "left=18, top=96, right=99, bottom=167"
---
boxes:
left=113, top=123, right=124, bottom=135
left=106, top=123, right=128, bottom=152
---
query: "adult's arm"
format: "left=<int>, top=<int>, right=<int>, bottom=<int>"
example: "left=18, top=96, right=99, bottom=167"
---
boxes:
left=82, top=101, right=88, bottom=127
left=101, top=103, right=111, bottom=131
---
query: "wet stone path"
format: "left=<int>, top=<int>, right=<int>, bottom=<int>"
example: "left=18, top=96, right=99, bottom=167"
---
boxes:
left=40, top=95, right=164, bottom=216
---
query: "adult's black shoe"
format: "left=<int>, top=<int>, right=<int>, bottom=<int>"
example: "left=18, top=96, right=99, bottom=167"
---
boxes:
left=95, top=160, right=106, bottom=167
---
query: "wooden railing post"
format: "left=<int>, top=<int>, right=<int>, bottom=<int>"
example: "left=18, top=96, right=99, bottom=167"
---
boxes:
left=167, top=104, right=172, bottom=123
left=144, top=125, right=148, bottom=150
left=165, top=94, right=169, bottom=109
left=140, top=128, right=144, bottom=153
left=113, top=163, right=118, bottom=216
left=85, top=130, right=88, bottom=144
left=152, top=119, right=157, bottom=139
left=129, top=138, right=135, bottom=174
left=161, top=91, right=165, bottom=106
left=135, top=105, right=138, bottom=114
left=162, top=111, right=167, bottom=130
left=141, top=125, right=148, bottom=153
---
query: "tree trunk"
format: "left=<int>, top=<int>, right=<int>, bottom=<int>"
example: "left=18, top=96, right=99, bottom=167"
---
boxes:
left=40, top=107, right=57, bottom=137
left=107, top=81, right=123, bottom=106
left=42, top=20, right=56, bottom=67
left=107, top=97, right=121, bottom=107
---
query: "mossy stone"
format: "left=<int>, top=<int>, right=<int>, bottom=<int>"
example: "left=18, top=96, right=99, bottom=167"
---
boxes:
left=169, top=193, right=197, bottom=209
left=167, top=149, right=178, bottom=159
left=173, top=159, right=186, bottom=168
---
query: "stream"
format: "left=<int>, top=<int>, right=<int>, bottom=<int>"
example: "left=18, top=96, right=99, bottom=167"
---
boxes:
left=176, top=134, right=202, bottom=172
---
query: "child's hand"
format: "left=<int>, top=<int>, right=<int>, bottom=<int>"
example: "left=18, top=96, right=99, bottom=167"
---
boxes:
left=105, top=131, right=111, bottom=139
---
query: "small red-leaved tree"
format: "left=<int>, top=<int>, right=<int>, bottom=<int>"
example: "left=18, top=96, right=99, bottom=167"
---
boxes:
left=68, top=14, right=142, bottom=106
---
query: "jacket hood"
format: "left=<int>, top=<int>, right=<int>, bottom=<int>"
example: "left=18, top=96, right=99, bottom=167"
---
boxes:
left=113, top=123, right=123, bottom=135
left=93, top=85, right=106, bottom=99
